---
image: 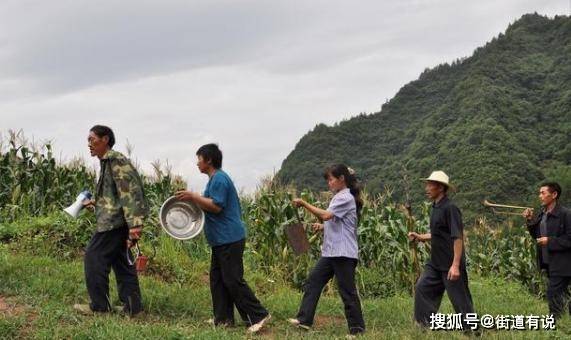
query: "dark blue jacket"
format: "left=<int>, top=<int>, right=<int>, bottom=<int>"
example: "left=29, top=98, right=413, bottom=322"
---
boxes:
left=527, top=203, right=571, bottom=277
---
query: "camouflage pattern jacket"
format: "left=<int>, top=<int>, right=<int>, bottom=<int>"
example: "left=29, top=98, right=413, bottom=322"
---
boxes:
left=95, top=150, right=149, bottom=232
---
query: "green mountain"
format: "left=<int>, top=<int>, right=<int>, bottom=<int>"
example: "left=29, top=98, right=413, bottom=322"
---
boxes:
left=277, top=14, right=571, bottom=220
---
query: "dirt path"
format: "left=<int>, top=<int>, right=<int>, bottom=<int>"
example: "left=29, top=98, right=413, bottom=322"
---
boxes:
left=0, top=294, right=39, bottom=338
left=0, top=296, right=7, bottom=311
left=0, top=294, right=31, bottom=317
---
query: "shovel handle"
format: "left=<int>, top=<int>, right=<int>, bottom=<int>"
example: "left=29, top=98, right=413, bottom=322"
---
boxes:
left=294, top=207, right=303, bottom=224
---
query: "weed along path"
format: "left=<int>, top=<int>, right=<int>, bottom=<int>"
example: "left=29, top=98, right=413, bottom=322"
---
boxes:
left=1, top=247, right=571, bottom=339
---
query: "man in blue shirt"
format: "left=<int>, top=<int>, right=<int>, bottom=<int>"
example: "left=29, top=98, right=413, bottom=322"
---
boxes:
left=175, top=144, right=270, bottom=334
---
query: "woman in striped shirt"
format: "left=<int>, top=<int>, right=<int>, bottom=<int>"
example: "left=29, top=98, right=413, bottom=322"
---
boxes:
left=289, top=164, right=366, bottom=336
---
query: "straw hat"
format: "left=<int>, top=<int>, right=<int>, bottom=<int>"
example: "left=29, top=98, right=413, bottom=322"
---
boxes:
left=422, top=170, right=455, bottom=190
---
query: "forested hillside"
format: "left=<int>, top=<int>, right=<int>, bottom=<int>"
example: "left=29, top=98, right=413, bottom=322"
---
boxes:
left=278, top=14, right=571, bottom=219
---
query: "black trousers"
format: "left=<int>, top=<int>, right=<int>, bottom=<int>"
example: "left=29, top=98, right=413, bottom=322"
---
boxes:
left=210, top=239, right=268, bottom=326
left=546, top=275, right=571, bottom=318
left=414, top=263, right=474, bottom=328
left=296, top=257, right=365, bottom=334
left=84, top=226, right=142, bottom=314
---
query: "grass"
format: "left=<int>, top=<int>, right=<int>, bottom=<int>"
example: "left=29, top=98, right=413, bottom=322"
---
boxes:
left=1, top=133, right=564, bottom=339
left=1, top=245, right=570, bottom=339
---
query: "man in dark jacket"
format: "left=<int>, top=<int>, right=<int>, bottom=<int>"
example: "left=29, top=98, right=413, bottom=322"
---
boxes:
left=524, top=182, right=571, bottom=319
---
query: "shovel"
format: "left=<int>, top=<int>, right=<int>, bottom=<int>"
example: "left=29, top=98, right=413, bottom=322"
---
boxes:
left=285, top=208, right=310, bottom=256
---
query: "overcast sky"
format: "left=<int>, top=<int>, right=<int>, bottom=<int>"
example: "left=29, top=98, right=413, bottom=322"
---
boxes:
left=1, top=0, right=568, bottom=192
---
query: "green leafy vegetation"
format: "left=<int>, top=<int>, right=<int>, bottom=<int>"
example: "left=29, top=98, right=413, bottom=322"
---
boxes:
left=0, top=133, right=553, bottom=299
left=277, top=14, right=571, bottom=221
left=2, top=14, right=571, bottom=337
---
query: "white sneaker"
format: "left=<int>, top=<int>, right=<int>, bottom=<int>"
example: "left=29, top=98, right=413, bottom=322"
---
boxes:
left=247, top=314, right=271, bottom=334
left=205, top=318, right=232, bottom=327
left=288, top=318, right=310, bottom=330
left=287, top=318, right=300, bottom=326
left=73, top=304, right=94, bottom=315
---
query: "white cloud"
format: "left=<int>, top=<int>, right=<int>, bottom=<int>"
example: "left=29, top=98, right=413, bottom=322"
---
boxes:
left=0, top=0, right=568, bottom=191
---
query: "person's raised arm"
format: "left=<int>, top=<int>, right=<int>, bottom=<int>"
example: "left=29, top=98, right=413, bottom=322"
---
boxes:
left=292, top=198, right=333, bottom=222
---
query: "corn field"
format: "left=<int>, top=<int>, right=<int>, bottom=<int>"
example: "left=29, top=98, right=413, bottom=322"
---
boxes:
left=0, top=131, right=543, bottom=298
left=0, top=130, right=94, bottom=221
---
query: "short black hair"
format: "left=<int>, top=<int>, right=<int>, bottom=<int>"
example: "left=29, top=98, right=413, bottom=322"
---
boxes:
left=541, top=182, right=562, bottom=200
left=90, top=125, right=115, bottom=148
left=196, top=143, right=222, bottom=169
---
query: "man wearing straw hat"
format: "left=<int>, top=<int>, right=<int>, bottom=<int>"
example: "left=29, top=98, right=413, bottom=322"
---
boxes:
left=408, top=171, right=474, bottom=330
left=523, top=182, right=571, bottom=319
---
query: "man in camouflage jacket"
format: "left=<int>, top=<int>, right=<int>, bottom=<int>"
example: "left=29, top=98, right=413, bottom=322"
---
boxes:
left=74, top=125, right=149, bottom=316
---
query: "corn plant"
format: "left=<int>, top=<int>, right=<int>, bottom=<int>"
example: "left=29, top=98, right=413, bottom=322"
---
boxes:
left=466, top=217, right=545, bottom=296
left=0, top=130, right=95, bottom=221
left=0, top=130, right=542, bottom=298
left=241, top=179, right=323, bottom=287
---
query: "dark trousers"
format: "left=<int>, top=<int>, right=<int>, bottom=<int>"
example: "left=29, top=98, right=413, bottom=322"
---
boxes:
left=296, top=257, right=365, bottom=334
left=210, top=239, right=268, bottom=326
left=546, top=275, right=571, bottom=318
left=414, top=263, right=474, bottom=328
left=84, top=226, right=142, bottom=314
